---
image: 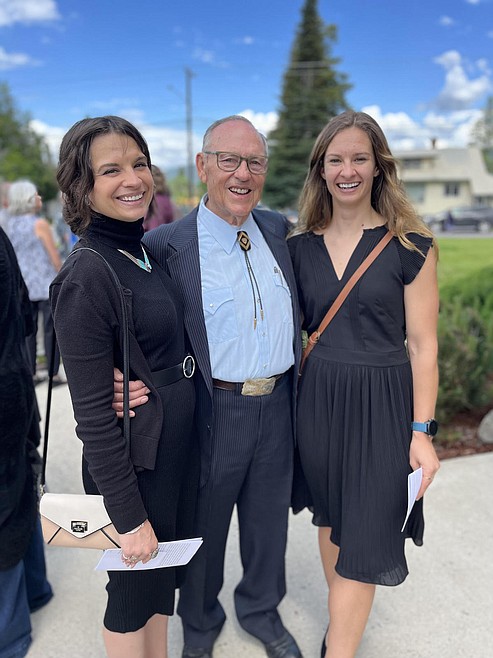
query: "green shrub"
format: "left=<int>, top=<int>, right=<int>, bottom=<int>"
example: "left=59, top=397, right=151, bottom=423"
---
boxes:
left=437, top=266, right=493, bottom=423
left=440, top=265, right=493, bottom=322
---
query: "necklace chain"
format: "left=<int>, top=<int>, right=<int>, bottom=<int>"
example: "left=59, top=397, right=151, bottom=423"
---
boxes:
left=117, top=246, right=152, bottom=273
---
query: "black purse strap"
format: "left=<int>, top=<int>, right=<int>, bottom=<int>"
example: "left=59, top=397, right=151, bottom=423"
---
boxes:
left=41, top=248, right=130, bottom=488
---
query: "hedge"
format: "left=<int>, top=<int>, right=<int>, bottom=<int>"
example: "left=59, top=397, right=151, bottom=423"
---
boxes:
left=437, top=265, right=493, bottom=423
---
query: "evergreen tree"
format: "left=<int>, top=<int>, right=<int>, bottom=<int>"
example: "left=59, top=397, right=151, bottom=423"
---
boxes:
left=0, top=83, right=57, bottom=200
left=263, top=0, right=351, bottom=210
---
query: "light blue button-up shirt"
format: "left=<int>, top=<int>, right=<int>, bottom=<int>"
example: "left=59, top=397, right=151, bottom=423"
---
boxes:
left=197, top=196, right=295, bottom=381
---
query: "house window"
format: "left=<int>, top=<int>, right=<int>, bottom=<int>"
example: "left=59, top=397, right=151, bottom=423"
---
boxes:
left=401, top=158, right=422, bottom=170
left=444, top=183, right=459, bottom=196
left=405, top=183, right=425, bottom=203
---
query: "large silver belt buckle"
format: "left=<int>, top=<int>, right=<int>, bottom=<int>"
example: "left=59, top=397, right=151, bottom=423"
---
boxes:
left=182, top=355, right=195, bottom=379
left=241, top=377, right=276, bottom=396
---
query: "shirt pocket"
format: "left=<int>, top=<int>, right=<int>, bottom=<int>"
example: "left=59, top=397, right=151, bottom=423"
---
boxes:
left=272, top=270, right=293, bottom=324
left=203, top=287, right=239, bottom=344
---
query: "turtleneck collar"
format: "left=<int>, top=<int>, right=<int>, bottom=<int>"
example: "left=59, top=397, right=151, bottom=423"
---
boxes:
left=84, top=213, right=144, bottom=253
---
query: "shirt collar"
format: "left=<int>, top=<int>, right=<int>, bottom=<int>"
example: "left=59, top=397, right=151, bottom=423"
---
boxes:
left=198, top=194, right=261, bottom=254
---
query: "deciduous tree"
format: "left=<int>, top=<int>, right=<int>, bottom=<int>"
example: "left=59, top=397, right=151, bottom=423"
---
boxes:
left=0, top=83, right=57, bottom=200
left=471, top=96, right=493, bottom=173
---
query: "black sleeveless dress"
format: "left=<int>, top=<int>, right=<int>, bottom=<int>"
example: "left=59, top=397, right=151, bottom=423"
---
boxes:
left=288, top=226, right=432, bottom=586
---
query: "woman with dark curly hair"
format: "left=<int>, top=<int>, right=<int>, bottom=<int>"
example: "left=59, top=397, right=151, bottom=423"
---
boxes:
left=50, top=115, right=198, bottom=658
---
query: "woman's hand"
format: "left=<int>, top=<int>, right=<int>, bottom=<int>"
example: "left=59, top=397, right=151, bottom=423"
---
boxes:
left=410, top=433, right=440, bottom=500
left=112, top=367, right=150, bottom=418
left=118, top=520, right=159, bottom=568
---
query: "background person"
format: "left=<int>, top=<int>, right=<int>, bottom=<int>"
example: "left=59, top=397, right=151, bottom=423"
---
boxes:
left=0, top=227, right=53, bottom=658
left=115, top=115, right=303, bottom=658
left=50, top=115, right=198, bottom=658
left=4, top=180, right=64, bottom=385
left=288, top=110, right=440, bottom=658
left=143, top=164, right=175, bottom=231
left=0, top=181, right=11, bottom=228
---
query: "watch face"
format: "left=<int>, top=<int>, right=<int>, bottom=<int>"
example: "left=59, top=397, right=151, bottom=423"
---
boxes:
left=429, top=419, right=439, bottom=436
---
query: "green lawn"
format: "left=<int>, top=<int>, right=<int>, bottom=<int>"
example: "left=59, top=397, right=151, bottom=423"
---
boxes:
left=437, top=237, right=492, bottom=288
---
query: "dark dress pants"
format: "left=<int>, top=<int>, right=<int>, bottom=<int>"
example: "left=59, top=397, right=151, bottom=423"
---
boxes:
left=178, top=374, right=294, bottom=649
left=23, top=517, right=53, bottom=612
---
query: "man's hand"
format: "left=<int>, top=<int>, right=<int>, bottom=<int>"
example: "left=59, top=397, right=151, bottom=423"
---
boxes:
left=112, top=368, right=150, bottom=418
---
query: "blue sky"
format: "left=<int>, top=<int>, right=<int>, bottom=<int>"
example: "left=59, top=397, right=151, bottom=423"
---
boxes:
left=0, top=0, right=492, bottom=172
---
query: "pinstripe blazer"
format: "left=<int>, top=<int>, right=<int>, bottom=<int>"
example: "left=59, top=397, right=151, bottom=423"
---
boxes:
left=144, top=207, right=302, bottom=486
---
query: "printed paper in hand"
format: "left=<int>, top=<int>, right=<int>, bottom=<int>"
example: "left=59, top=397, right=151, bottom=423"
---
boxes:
left=95, top=537, right=203, bottom=571
left=401, top=468, right=423, bottom=532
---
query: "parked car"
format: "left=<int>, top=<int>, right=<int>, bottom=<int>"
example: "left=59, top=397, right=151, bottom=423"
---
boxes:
left=424, top=206, right=493, bottom=233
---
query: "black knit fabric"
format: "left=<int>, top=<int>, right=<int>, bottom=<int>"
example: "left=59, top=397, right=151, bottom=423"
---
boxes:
left=52, top=215, right=199, bottom=630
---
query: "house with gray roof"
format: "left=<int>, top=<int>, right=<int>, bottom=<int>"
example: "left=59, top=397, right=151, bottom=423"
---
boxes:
left=395, top=146, right=493, bottom=217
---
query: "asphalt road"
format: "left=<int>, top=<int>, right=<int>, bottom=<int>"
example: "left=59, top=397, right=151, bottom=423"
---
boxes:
left=27, top=378, right=493, bottom=658
left=434, top=229, right=493, bottom=238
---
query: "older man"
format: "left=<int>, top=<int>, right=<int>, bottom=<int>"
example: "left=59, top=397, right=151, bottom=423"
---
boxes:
left=122, top=116, right=302, bottom=658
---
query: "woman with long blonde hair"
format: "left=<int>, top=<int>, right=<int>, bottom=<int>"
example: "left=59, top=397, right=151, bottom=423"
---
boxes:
left=289, top=111, right=440, bottom=658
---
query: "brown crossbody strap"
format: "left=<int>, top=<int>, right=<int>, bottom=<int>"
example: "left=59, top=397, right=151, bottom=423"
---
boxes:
left=299, top=230, right=393, bottom=374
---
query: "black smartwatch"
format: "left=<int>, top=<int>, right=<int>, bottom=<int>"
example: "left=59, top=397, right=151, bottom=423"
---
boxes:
left=412, top=419, right=438, bottom=438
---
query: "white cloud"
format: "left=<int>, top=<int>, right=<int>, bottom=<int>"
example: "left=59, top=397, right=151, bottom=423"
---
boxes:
left=29, top=119, right=65, bottom=160
left=0, top=46, right=39, bottom=69
left=477, top=58, right=491, bottom=74
left=360, top=105, right=482, bottom=150
left=192, top=47, right=229, bottom=68
left=432, top=50, right=492, bottom=111
left=239, top=109, right=278, bottom=137
left=439, top=16, right=455, bottom=27
left=138, top=123, right=202, bottom=171
left=30, top=116, right=202, bottom=172
left=30, top=106, right=279, bottom=173
left=361, top=105, right=430, bottom=149
left=422, top=109, right=482, bottom=145
left=465, top=0, right=480, bottom=5
left=0, top=0, right=60, bottom=26
left=234, top=36, right=255, bottom=45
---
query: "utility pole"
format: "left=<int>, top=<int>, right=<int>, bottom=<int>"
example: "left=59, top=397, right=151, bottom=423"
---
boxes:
left=185, top=67, right=195, bottom=203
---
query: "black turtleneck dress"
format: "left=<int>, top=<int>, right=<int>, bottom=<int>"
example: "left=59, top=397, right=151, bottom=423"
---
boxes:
left=50, top=215, right=198, bottom=632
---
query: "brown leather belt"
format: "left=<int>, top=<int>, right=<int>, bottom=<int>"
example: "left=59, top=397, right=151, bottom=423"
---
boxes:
left=212, top=373, right=285, bottom=396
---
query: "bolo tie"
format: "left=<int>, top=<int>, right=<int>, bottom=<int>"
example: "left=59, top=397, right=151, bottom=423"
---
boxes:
left=237, top=230, right=264, bottom=330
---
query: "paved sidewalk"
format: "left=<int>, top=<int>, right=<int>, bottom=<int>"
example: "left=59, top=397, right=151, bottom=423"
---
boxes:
left=28, top=382, right=493, bottom=657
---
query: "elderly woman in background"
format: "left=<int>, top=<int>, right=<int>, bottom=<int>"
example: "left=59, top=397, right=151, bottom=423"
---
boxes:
left=4, top=180, right=64, bottom=385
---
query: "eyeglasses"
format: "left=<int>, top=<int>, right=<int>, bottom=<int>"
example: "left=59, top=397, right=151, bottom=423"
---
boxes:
left=203, top=151, right=268, bottom=175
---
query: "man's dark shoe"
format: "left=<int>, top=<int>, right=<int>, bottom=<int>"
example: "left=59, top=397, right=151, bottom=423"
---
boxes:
left=264, top=630, right=303, bottom=658
left=182, top=646, right=213, bottom=658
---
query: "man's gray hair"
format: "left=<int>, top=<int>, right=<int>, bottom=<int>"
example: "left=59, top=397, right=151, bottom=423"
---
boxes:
left=202, top=115, right=268, bottom=155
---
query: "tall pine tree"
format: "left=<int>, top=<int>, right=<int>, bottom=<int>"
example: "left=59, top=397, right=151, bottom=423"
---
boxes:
left=263, top=0, right=351, bottom=210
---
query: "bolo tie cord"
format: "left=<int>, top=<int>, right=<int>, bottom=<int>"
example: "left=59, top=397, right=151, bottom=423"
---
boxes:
left=237, top=230, right=264, bottom=330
